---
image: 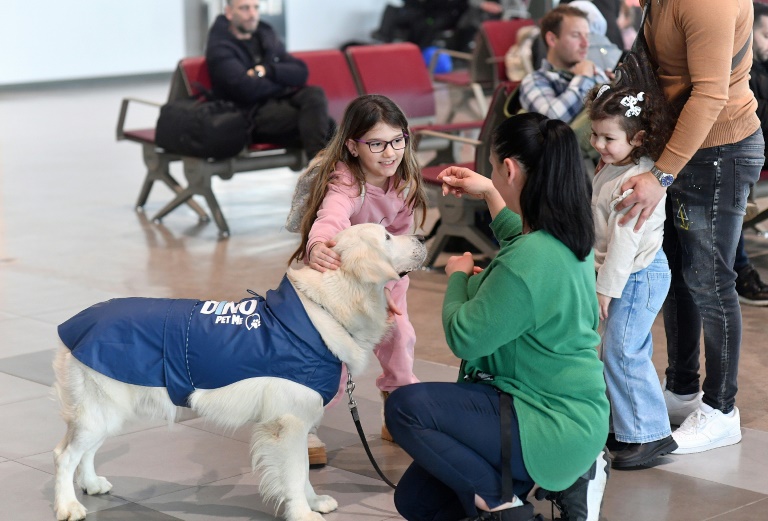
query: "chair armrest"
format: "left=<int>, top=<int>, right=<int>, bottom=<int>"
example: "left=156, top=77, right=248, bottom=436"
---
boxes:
left=429, top=48, right=473, bottom=75
left=411, top=120, right=483, bottom=134
left=485, top=55, right=507, bottom=65
left=116, top=97, right=163, bottom=141
left=414, top=129, right=482, bottom=146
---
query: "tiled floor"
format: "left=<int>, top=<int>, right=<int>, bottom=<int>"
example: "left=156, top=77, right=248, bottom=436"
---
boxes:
left=1, top=78, right=768, bottom=521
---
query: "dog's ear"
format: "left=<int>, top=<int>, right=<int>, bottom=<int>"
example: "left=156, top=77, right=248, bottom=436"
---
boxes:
left=337, top=240, right=400, bottom=284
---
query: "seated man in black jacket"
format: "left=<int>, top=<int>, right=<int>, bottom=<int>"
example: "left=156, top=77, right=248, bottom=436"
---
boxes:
left=206, top=0, right=333, bottom=160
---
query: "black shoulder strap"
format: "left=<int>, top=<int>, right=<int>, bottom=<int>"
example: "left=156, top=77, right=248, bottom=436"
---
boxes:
left=500, top=392, right=515, bottom=503
left=732, top=33, right=752, bottom=72
left=641, top=2, right=751, bottom=73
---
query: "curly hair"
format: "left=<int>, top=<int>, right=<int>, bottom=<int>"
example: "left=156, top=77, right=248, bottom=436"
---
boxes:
left=288, top=94, right=428, bottom=264
left=585, top=84, right=675, bottom=163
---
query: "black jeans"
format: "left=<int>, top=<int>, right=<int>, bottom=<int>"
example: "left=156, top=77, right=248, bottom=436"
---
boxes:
left=250, top=85, right=333, bottom=160
left=662, top=129, right=764, bottom=413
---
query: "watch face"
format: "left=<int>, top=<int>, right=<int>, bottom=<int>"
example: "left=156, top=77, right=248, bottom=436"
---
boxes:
left=660, top=174, right=674, bottom=187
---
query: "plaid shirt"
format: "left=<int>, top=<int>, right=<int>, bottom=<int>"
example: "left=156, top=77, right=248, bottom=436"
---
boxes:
left=519, top=60, right=608, bottom=123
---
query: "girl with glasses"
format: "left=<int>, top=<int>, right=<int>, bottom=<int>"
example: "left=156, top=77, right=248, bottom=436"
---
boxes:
left=289, top=94, right=428, bottom=445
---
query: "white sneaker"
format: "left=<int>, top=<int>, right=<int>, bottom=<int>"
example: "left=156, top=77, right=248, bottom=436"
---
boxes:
left=671, top=406, right=742, bottom=454
left=662, top=378, right=703, bottom=426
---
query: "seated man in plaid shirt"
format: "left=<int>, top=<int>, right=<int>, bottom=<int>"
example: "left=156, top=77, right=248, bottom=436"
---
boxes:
left=519, top=4, right=609, bottom=159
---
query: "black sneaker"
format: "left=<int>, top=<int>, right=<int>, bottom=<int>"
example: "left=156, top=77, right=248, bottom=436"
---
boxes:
left=459, top=502, right=543, bottom=521
left=735, top=264, right=768, bottom=307
left=611, top=435, right=677, bottom=469
left=605, top=432, right=628, bottom=453
left=534, top=448, right=611, bottom=521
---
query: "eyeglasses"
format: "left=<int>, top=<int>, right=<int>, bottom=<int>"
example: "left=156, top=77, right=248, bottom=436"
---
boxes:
left=353, top=133, right=409, bottom=153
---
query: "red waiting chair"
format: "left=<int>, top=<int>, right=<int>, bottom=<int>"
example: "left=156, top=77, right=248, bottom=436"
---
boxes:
left=293, top=49, right=360, bottom=123
left=345, top=42, right=483, bottom=166
left=429, top=18, right=535, bottom=121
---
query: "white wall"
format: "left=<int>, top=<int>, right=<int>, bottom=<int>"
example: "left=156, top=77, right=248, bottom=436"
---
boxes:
left=286, top=0, right=386, bottom=51
left=0, top=0, right=388, bottom=86
left=0, top=0, right=186, bottom=86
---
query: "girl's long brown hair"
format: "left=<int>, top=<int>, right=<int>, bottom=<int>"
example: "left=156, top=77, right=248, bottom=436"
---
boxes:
left=288, top=94, right=428, bottom=264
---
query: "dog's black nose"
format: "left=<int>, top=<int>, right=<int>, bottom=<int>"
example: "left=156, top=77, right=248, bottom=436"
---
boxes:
left=415, top=235, right=426, bottom=244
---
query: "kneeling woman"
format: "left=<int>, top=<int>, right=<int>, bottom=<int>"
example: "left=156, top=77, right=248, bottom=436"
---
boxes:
left=385, top=113, right=610, bottom=521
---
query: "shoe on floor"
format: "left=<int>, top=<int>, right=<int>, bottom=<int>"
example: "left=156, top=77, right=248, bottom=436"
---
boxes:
left=663, top=378, right=703, bottom=426
left=308, top=429, right=327, bottom=468
left=605, top=432, right=628, bottom=453
left=380, top=390, right=395, bottom=443
left=534, top=448, right=610, bottom=521
left=672, top=406, right=742, bottom=454
left=459, top=502, right=543, bottom=521
left=736, top=264, right=768, bottom=307
left=611, top=435, right=677, bottom=469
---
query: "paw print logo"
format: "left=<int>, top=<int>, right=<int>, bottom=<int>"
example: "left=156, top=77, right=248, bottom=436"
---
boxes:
left=245, top=313, right=262, bottom=330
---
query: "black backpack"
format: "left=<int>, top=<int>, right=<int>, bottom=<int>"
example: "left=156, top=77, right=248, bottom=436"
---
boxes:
left=155, top=96, right=251, bottom=160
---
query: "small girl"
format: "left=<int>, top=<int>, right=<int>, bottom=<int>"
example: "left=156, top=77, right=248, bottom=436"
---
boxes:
left=288, top=94, right=429, bottom=445
left=586, top=84, right=676, bottom=469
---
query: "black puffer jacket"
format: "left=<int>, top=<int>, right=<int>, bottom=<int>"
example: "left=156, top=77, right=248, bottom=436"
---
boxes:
left=749, top=59, right=768, bottom=142
left=205, top=15, right=308, bottom=107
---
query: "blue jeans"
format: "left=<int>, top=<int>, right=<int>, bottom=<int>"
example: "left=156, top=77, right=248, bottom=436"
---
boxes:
left=385, top=383, right=534, bottom=521
left=662, top=129, right=764, bottom=413
left=601, top=249, right=671, bottom=443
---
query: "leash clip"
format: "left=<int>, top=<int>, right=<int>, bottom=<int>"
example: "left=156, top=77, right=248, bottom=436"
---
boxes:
left=345, top=373, right=357, bottom=410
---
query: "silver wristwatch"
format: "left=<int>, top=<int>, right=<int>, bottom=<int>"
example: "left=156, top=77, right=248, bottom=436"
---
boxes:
left=650, top=165, right=674, bottom=187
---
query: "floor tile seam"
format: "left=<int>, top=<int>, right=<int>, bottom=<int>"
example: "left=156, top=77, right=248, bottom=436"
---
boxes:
left=703, top=495, right=768, bottom=520
left=0, top=368, right=55, bottom=389
left=0, top=391, right=56, bottom=408
left=2, top=456, right=56, bottom=475
left=320, top=463, right=400, bottom=490
left=113, top=422, right=253, bottom=444
left=175, top=419, right=254, bottom=441
left=652, top=460, right=768, bottom=496
left=128, top=469, right=257, bottom=504
left=106, top=494, right=186, bottom=520
left=414, top=358, right=462, bottom=370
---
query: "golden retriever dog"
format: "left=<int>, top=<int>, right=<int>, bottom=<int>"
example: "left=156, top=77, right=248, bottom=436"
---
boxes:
left=52, top=223, right=426, bottom=521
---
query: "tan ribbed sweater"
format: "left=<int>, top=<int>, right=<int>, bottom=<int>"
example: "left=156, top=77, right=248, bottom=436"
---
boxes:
left=642, top=0, right=760, bottom=175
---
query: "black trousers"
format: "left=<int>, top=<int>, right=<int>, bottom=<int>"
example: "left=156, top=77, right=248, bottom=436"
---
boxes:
left=250, top=85, right=333, bottom=160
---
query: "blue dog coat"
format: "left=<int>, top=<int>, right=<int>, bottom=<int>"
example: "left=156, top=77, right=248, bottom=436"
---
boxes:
left=58, top=276, right=341, bottom=407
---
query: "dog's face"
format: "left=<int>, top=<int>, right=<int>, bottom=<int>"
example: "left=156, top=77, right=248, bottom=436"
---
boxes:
left=332, top=224, right=427, bottom=284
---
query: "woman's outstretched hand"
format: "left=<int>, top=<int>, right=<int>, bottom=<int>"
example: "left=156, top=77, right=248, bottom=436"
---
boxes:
left=437, top=166, right=494, bottom=200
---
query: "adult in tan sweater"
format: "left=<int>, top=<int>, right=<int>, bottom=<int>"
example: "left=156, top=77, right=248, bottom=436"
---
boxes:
left=616, top=0, right=764, bottom=455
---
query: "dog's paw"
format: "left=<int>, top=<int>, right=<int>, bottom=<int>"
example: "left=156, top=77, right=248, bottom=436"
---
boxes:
left=308, top=494, right=338, bottom=513
left=80, top=476, right=113, bottom=495
left=292, top=512, right=326, bottom=521
left=55, top=500, right=87, bottom=520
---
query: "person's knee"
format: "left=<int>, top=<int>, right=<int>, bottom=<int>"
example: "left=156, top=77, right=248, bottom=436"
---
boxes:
left=384, top=384, right=423, bottom=437
left=296, top=85, right=328, bottom=107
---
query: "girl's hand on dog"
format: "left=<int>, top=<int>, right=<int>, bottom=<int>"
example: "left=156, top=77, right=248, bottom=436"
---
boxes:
left=445, top=252, right=476, bottom=277
left=309, top=240, right=341, bottom=272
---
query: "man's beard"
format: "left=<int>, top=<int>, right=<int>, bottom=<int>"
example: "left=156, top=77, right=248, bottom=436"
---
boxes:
left=234, top=22, right=257, bottom=37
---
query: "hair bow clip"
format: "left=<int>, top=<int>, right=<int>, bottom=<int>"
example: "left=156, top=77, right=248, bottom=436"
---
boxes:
left=596, top=84, right=611, bottom=99
left=620, top=92, right=645, bottom=117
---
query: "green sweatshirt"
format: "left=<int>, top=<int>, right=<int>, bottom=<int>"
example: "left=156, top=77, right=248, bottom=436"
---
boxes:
left=443, top=208, right=609, bottom=492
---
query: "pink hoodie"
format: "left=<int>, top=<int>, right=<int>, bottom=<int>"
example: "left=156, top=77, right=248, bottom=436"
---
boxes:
left=307, top=161, right=414, bottom=254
